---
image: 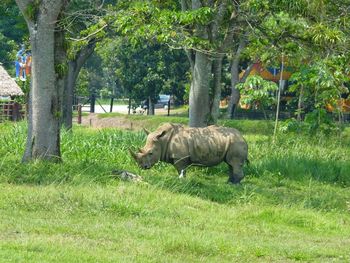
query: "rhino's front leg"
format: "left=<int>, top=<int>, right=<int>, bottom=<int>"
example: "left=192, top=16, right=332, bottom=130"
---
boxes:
left=227, top=163, right=244, bottom=184
left=179, top=169, right=186, bottom=178
left=173, top=157, right=190, bottom=179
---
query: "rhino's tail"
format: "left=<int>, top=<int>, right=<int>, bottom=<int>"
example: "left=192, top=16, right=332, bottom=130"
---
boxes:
left=246, top=159, right=250, bottom=165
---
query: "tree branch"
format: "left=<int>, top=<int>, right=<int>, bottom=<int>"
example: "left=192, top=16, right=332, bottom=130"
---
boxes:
left=67, top=23, right=108, bottom=41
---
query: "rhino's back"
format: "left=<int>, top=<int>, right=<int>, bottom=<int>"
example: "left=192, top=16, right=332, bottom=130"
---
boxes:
left=169, top=125, right=246, bottom=165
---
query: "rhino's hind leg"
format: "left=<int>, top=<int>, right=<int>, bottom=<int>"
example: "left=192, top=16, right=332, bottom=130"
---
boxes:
left=226, top=158, right=244, bottom=184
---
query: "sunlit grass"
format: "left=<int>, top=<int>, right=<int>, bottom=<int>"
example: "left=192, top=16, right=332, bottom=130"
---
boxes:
left=0, top=119, right=349, bottom=262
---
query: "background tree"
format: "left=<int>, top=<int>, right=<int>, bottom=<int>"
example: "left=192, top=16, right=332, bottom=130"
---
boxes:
left=60, top=0, right=111, bottom=129
left=97, top=36, right=190, bottom=114
left=0, top=0, right=27, bottom=73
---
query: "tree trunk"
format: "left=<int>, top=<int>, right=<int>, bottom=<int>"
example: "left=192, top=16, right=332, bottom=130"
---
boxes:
left=16, top=0, right=65, bottom=161
left=55, top=26, right=66, bottom=133
left=227, top=37, right=252, bottom=119
left=209, top=56, right=224, bottom=124
left=228, top=55, right=241, bottom=119
left=22, top=81, right=33, bottom=162
left=147, top=97, right=155, bottom=115
left=297, top=85, right=304, bottom=121
left=227, top=62, right=254, bottom=119
left=128, top=97, right=131, bottom=115
left=184, top=0, right=232, bottom=127
left=62, top=41, right=96, bottom=130
left=189, top=51, right=212, bottom=127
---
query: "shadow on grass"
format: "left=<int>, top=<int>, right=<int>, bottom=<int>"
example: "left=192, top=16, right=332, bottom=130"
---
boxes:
left=143, top=154, right=349, bottom=211
left=0, top=159, right=119, bottom=186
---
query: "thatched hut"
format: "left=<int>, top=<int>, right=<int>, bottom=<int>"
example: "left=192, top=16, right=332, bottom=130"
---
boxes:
left=0, top=64, right=24, bottom=98
left=0, top=64, right=25, bottom=121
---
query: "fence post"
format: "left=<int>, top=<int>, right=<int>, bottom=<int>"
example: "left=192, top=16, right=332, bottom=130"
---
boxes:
left=77, top=104, right=82, bottom=124
left=167, top=99, right=170, bottom=116
left=110, top=97, right=114, bottom=113
left=90, top=94, right=95, bottom=113
left=12, top=102, right=20, bottom=121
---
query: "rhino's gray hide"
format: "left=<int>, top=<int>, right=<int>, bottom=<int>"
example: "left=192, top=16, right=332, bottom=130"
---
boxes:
left=130, top=123, right=248, bottom=184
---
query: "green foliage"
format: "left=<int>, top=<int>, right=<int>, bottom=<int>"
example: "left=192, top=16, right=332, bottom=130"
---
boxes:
left=54, top=63, right=68, bottom=78
left=0, top=1, right=27, bottom=71
left=97, top=37, right=189, bottom=104
left=279, top=113, right=340, bottom=136
left=113, top=1, right=220, bottom=51
left=75, top=53, right=105, bottom=97
left=75, top=68, right=89, bottom=97
left=303, top=108, right=338, bottom=135
left=24, top=0, right=41, bottom=21
left=237, top=75, right=278, bottom=111
left=99, top=87, right=111, bottom=99
left=0, top=33, right=17, bottom=71
left=288, top=56, right=350, bottom=131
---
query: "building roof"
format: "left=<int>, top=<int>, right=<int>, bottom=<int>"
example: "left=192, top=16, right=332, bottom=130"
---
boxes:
left=0, top=64, right=24, bottom=96
left=239, top=62, right=292, bottom=82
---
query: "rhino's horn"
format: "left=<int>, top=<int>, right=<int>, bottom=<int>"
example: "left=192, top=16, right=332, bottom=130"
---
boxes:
left=129, top=148, right=138, bottom=160
left=143, top=128, right=151, bottom=135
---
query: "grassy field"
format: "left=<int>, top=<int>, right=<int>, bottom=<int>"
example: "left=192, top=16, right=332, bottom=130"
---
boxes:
left=0, top=118, right=349, bottom=262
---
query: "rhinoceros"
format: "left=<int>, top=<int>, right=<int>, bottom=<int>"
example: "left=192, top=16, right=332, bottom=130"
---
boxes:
left=129, top=123, right=248, bottom=184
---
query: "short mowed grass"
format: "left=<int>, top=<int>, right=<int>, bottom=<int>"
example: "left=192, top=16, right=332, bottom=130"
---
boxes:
left=0, top=118, right=350, bottom=262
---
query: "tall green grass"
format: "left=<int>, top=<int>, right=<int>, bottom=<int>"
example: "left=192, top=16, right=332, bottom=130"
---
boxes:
left=0, top=119, right=350, bottom=262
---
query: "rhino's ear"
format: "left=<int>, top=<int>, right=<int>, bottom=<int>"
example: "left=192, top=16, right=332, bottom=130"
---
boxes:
left=153, top=130, right=167, bottom=141
left=143, top=128, right=151, bottom=135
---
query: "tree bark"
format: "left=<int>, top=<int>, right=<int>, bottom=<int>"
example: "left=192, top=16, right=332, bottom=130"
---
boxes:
left=297, top=85, right=304, bottom=121
left=183, top=0, right=234, bottom=127
left=55, top=25, right=67, bottom=134
left=189, top=51, right=212, bottom=127
left=16, top=0, right=65, bottom=161
left=188, top=0, right=212, bottom=127
left=228, top=53, right=241, bottom=119
left=62, top=41, right=96, bottom=130
left=147, top=96, right=155, bottom=115
left=227, top=36, right=252, bottom=119
left=209, top=56, right=224, bottom=124
left=227, top=62, right=254, bottom=119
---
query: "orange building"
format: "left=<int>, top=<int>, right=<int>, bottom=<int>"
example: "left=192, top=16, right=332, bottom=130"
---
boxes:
left=239, top=61, right=350, bottom=113
left=239, top=61, right=293, bottom=81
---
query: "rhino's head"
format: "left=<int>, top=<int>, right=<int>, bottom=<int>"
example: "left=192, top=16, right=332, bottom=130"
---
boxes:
left=129, top=128, right=167, bottom=169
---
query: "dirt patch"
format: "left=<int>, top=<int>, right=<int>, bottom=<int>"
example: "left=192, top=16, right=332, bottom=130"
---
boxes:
left=79, top=113, right=146, bottom=131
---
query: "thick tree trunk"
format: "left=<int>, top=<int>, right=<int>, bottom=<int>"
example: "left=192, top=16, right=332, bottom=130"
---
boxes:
left=189, top=51, right=212, bottom=127
left=16, top=0, right=65, bottom=161
left=24, top=24, right=61, bottom=160
left=147, top=97, right=155, bottom=115
left=184, top=0, right=232, bottom=127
